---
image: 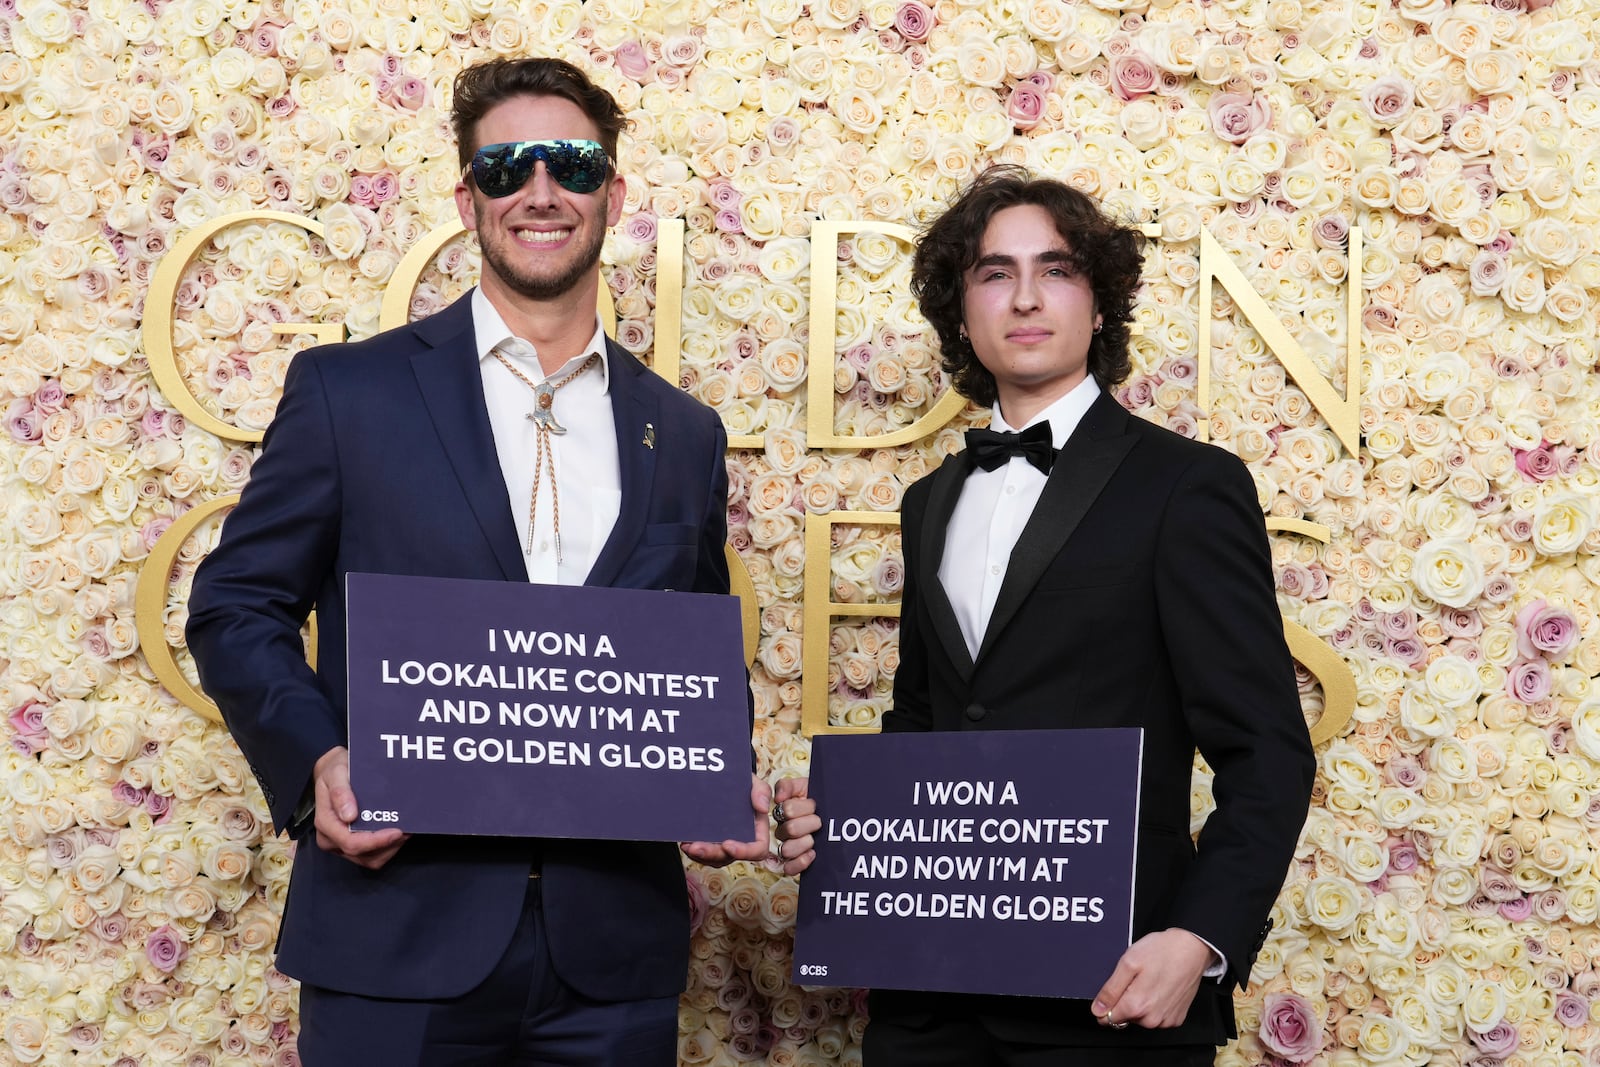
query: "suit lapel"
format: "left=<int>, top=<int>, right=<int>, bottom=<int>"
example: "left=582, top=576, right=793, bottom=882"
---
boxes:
left=409, top=296, right=527, bottom=582
left=585, top=339, right=659, bottom=587
left=918, top=452, right=977, bottom=682
left=973, top=392, right=1138, bottom=667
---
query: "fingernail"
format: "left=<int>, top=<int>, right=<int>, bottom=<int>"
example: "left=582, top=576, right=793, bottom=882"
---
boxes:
left=1091, top=1001, right=1105, bottom=1014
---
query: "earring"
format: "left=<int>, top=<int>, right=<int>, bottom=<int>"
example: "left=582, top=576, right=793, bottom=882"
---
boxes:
left=958, top=325, right=968, bottom=342
left=1092, top=321, right=1102, bottom=334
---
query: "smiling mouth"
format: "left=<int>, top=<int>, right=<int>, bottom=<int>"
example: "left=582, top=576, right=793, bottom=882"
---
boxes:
left=515, top=228, right=573, bottom=245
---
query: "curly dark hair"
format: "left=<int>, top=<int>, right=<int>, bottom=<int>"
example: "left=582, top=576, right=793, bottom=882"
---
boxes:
left=911, top=166, right=1147, bottom=405
left=451, top=57, right=628, bottom=169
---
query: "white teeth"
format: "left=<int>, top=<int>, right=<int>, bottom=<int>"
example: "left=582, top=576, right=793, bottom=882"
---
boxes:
left=517, top=229, right=571, bottom=244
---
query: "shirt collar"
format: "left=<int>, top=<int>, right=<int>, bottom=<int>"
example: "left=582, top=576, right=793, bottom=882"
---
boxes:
left=991, top=377, right=1101, bottom=449
left=471, top=287, right=610, bottom=392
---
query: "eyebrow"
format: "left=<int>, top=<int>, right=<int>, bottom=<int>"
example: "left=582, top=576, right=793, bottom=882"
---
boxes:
left=970, top=249, right=1076, bottom=271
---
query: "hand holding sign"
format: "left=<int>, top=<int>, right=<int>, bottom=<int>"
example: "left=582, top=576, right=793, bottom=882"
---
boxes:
left=313, top=746, right=408, bottom=869
left=682, top=773, right=772, bottom=867
left=772, top=776, right=820, bottom=876
left=791, top=729, right=1142, bottom=998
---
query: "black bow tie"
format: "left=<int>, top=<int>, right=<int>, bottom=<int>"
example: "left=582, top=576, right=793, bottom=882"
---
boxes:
left=964, top=422, right=1056, bottom=474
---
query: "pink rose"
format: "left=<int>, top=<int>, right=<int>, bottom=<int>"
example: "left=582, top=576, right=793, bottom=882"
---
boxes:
left=8, top=702, right=47, bottom=753
left=1516, top=598, right=1579, bottom=658
left=1440, top=608, right=1482, bottom=637
left=614, top=41, right=650, bottom=80
left=1469, top=251, right=1507, bottom=296
left=895, top=1, right=932, bottom=41
left=1109, top=52, right=1157, bottom=101
left=1505, top=658, right=1552, bottom=702
left=1362, top=76, right=1414, bottom=126
left=391, top=77, right=427, bottom=111
left=33, top=378, right=64, bottom=412
left=1498, top=895, right=1532, bottom=921
left=1259, top=992, right=1320, bottom=1061
left=1515, top=444, right=1559, bottom=481
left=1470, top=1022, right=1519, bottom=1056
left=685, top=870, right=708, bottom=935
left=145, top=925, right=188, bottom=973
left=1207, top=92, right=1272, bottom=144
left=872, top=558, right=904, bottom=595
left=146, top=791, right=173, bottom=820
left=1479, top=866, right=1520, bottom=901
left=6, top=399, right=40, bottom=443
left=1007, top=84, right=1046, bottom=129
left=1555, top=992, right=1588, bottom=1028
left=1313, top=213, right=1349, bottom=249
left=623, top=213, right=657, bottom=244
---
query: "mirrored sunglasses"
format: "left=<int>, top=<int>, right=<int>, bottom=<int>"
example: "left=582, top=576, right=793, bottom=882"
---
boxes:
left=467, top=139, right=612, bottom=197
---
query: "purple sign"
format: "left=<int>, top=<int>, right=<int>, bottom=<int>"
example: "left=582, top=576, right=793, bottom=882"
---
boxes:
left=793, top=729, right=1142, bottom=998
left=345, top=572, right=751, bottom=841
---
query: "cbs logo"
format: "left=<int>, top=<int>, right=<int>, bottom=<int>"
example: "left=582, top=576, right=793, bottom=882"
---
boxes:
left=798, top=963, right=829, bottom=978
left=360, top=809, right=401, bottom=824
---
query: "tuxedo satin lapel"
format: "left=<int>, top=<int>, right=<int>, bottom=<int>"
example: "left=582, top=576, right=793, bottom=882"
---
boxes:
left=919, top=452, right=976, bottom=682
left=409, top=299, right=527, bottom=581
left=974, top=396, right=1137, bottom=667
left=585, top=341, right=659, bottom=587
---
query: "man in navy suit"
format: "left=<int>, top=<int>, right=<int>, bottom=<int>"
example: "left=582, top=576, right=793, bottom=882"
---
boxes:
left=775, top=169, right=1314, bottom=1064
left=187, top=57, right=767, bottom=1065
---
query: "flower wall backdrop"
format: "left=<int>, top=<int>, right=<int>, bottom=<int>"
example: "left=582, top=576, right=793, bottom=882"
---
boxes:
left=3, top=0, right=1600, bottom=1064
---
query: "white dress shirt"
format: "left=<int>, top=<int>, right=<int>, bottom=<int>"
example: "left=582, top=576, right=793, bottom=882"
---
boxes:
left=472, top=288, right=620, bottom=585
left=939, top=378, right=1100, bottom=659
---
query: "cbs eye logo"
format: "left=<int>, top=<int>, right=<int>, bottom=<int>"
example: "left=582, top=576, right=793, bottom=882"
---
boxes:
left=361, top=809, right=401, bottom=823
left=798, top=963, right=829, bottom=978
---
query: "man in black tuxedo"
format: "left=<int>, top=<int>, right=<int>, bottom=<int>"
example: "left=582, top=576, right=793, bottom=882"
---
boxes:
left=187, top=58, right=766, bottom=1065
left=775, top=168, right=1315, bottom=1064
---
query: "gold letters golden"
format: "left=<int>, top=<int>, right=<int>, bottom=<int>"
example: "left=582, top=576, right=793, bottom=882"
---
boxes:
left=136, top=212, right=1356, bottom=742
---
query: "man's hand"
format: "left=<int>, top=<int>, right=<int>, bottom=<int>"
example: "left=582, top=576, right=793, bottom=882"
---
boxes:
left=682, top=773, right=771, bottom=867
left=313, top=746, right=408, bottom=870
left=1091, top=928, right=1213, bottom=1030
left=771, top=777, right=819, bottom=876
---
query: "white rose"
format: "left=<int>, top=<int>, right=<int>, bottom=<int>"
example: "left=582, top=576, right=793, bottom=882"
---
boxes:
left=1531, top=492, right=1592, bottom=554
left=1411, top=539, right=1484, bottom=608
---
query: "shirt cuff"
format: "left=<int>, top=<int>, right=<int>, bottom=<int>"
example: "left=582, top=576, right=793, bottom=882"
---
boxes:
left=1190, top=931, right=1227, bottom=981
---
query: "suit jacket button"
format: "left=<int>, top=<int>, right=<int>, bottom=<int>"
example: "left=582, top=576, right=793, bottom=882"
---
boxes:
left=964, top=703, right=987, bottom=722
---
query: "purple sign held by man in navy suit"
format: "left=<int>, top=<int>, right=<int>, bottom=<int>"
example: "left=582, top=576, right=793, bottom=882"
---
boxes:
left=345, top=571, right=752, bottom=842
left=793, top=729, right=1142, bottom=999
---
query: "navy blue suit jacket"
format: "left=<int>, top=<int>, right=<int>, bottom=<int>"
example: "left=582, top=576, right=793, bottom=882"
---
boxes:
left=186, top=293, right=730, bottom=1000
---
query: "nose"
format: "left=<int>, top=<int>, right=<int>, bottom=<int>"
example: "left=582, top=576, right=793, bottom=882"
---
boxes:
left=523, top=161, right=563, bottom=208
left=1012, top=272, right=1041, bottom=312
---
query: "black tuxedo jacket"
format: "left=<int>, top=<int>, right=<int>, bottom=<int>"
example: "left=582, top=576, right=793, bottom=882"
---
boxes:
left=186, top=293, right=730, bottom=1001
left=877, top=389, right=1315, bottom=1047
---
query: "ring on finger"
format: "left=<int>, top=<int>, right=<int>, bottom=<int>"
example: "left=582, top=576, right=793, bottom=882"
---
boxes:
left=772, top=801, right=789, bottom=824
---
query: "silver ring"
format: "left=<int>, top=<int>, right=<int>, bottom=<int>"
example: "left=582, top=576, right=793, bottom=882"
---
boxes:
left=772, top=802, right=788, bottom=824
left=1112, top=1021, right=1129, bottom=1030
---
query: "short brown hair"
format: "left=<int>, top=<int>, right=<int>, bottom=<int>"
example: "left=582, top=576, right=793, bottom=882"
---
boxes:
left=451, top=57, right=628, bottom=169
left=912, top=166, right=1146, bottom=405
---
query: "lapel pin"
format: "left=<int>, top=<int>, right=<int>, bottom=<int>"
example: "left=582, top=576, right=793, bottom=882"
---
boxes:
left=643, top=423, right=656, bottom=449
